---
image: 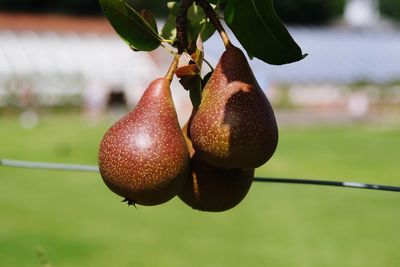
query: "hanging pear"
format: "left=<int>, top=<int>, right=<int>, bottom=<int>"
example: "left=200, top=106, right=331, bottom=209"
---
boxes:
left=190, top=44, right=278, bottom=169
left=98, top=78, right=190, bottom=206
left=179, top=154, right=254, bottom=212
left=179, top=122, right=254, bottom=212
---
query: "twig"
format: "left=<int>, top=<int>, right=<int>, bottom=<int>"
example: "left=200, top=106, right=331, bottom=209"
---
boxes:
left=177, top=0, right=194, bottom=54
left=1, top=158, right=399, bottom=193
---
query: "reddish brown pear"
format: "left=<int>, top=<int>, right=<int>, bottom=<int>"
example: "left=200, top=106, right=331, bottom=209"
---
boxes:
left=98, top=78, right=190, bottom=206
left=179, top=123, right=254, bottom=212
left=189, top=44, right=278, bottom=169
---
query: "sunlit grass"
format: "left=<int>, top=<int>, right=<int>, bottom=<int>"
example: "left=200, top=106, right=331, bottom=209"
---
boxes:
left=1, top=114, right=399, bottom=267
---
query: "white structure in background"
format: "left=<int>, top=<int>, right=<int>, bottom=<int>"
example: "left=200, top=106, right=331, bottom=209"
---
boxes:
left=0, top=30, right=162, bottom=105
left=0, top=30, right=193, bottom=123
left=344, top=0, right=380, bottom=26
left=347, top=91, right=370, bottom=118
left=1, top=13, right=400, bottom=124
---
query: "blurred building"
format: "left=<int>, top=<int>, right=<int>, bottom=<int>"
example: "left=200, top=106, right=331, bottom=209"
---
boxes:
left=0, top=13, right=188, bottom=116
left=0, top=2, right=400, bottom=124
left=344, top=0, right=380, bottom=26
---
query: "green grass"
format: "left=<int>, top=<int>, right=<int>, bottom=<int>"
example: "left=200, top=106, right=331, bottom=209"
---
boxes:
left=1, top=114, right=400, bottom=267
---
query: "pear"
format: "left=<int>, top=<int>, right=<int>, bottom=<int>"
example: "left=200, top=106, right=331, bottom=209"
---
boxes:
left=179, top=122, right=254, bottom=212
left=179, top=154, right=254, bottom=212
left=98, top=78, right=190, bottom=206
left=189, top=44, right=278, bottom=169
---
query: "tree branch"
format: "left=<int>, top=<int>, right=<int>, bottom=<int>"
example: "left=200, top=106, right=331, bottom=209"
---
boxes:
left=177, top=0, right=194, bottom=54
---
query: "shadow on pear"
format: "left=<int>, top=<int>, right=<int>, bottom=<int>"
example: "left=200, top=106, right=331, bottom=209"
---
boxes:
left=190, top=44, right=279, bottom=169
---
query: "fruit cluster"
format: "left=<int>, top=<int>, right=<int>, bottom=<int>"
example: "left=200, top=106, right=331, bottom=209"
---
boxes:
left=98, top=43, right=278, bottom=212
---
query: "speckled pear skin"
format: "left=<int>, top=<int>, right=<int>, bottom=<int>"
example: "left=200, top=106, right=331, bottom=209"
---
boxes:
left=189, top=44, right=278, bottom=169
left=178, top=123, right=254, bottom=212
left=98, top=78, right=190, bottom=206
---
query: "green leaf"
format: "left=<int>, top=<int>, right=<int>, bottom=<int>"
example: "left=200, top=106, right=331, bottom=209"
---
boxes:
left=160, top=1, right=179, bottom=41
left=208, top=0, right=224, bottom=5
left=188, top=75, right=202, bottom=108
left=140, top=9, right=158, bottom=33
left=167, top=1, right=179, bottom=16
left=201, top=71, right=213, bottom=89
left=160, top=14, right=177, bottom=40
left=100, top=0, right=162, bottom=51
left=161, top=2, right=216, bottom=46
left=224, top=0, right=305, bottom=65
left=188, top=4, right=216, bottom=42
left=199, top=18, right=216, bottom=41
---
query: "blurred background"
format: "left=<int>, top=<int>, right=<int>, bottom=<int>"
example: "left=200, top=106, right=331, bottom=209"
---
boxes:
left=0, top=1, right=399, bottom=267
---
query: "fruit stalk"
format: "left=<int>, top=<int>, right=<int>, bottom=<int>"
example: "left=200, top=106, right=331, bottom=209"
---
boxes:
left=194, top=0, right=230, bottom=47
left=165, top=54, right=180, bottom=82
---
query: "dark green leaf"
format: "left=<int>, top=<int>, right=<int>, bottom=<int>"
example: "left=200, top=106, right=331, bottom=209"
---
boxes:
left=140, top=9, right=158, bottom=33
left=208, top=0, right=226, bottom=5
left=224, top=0, right=305, bottom=65
left=201, top=71, right=213, bottom=89
left=100, top=0, right=162, bottom=51
left=177, top=73, right=202, bottom=107
left=200, top=19, right=216, bottom=41
left=188, top=75, right=203, bottom=108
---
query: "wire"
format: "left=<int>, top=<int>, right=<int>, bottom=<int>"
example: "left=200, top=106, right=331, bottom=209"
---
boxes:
left=1, top=158, right=399, bottom=193
left=0, top=159, right=99, bottom=172
left=254, top=177, right=400, bottom=193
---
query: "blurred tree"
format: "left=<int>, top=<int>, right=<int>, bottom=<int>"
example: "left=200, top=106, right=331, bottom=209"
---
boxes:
left=48, top=0, right=103, bottom=15
left=380, top=0, right=400, bottom=20
left=273, top=0, right=346, bottom=25
left=0, top=0, right=168, bottom=16
left=0, top=0, right=100, bottom=14
left=0, top=0, right=44, bottom=11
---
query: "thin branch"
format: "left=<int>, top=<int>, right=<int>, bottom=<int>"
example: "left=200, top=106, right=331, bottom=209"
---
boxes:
left=177, top=0, right=194, bottom=54
left=1, top=158, right=400, bottom=193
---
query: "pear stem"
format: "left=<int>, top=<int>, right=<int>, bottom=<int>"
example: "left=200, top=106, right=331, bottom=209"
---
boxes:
left=165, top=54, right=180, bottom=83
left=194, top=0, right=231, bottom=48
